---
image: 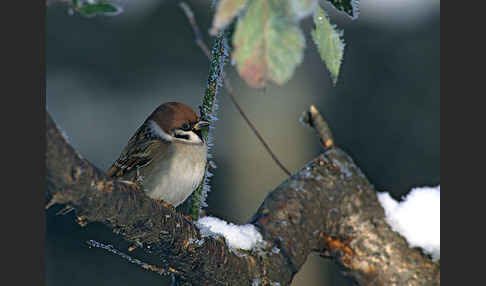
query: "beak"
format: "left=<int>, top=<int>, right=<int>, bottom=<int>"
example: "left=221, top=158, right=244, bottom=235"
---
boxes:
left=192, top=120, right=210, bottom=131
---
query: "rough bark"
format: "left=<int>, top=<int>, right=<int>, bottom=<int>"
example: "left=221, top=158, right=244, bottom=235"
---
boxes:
left=46, top=106, right=440, bottom=285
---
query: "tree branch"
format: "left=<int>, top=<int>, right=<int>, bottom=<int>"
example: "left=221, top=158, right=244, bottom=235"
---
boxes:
left=182, top=30, right=228, bottom=220
left=46, top=105, right=439, bottom=285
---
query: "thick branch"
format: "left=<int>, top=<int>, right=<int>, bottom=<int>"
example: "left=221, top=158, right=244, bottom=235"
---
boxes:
left=46, top=106, right=439, bottom=285
left=46, top=112, right=267, bottom=285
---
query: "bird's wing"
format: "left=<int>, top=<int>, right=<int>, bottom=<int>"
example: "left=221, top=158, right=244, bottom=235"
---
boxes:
left=107, top=124, right=170, bottom=179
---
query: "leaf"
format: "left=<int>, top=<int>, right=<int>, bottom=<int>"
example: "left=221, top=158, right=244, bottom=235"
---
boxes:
left=77, top=1, right=123, bottom=18
left=326, top=0, right=360, bottom=19
left=232, top=0, right=305, bottom=88
left=289, top=0, right=318, bottom=20
left=311, top=6, right=345, bottom=85
left=211, top=0, right=249, bottom=35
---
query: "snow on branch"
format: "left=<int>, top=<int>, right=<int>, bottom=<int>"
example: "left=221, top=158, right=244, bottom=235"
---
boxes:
left=378, top=185, right=440, bottom=261
left=46, top=104, right=440, bottom=285
left=197, top=216, right=264, bottom=251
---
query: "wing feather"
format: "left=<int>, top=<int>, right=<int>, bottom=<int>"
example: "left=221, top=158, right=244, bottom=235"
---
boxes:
left=107, top=124, right=170, bottom=180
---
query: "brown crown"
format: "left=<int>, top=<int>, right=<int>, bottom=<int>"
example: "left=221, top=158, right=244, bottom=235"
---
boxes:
left=146, top=102, right=199, bottom=133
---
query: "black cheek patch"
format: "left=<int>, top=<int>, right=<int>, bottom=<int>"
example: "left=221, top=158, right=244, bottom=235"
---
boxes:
left=194, top=129, right=203, bottom=141
left=174, top=134, right=190, bottom=140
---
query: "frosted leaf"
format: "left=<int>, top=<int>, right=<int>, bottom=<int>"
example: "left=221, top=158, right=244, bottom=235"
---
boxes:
left=211, top=0, right=249, bottom=35
left=232, top=0, right=305, bottom=88
left=311, top=6, right=345, bottom=85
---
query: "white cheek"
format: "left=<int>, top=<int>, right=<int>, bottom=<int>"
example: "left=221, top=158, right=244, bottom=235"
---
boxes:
left=187, top=132, right=203, bottom=144
left=148, top=120, right=173, bottom=141
left=174, top=130, right=202, bottom=144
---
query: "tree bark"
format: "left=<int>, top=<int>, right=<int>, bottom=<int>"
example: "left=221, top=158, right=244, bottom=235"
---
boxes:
left=46, top=107, right=440, bottom=286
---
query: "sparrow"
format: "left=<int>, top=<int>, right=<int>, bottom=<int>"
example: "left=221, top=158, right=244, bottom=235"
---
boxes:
left=107, top=102, right=209, bottom=207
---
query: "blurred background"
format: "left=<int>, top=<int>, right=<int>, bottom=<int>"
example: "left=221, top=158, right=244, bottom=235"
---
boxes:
left=46, top=0, right=440, bottom=285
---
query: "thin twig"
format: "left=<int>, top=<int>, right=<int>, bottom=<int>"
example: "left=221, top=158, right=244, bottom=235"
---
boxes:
left=86, top=240, right=171, bottom=276
left=300, top=105, right=335, bottom=150
left=87, top=240, right=226, bottom=285
left=223, top=80, right=292, bottom=176
left=179, top=2, right=210, bottom=57
left=178, top=2, right=292, bottom=176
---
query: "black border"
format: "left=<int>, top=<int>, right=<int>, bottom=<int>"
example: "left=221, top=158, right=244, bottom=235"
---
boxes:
left=4, top=0, right=45, bottom=285
left=41, top=1, right=47, bottom=285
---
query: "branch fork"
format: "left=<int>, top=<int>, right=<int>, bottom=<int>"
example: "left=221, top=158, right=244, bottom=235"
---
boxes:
left=46, top=104, right=439, bottom=285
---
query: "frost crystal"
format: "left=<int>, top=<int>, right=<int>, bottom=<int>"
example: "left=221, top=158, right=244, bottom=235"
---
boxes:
left=377, top=185, right=440, bottom=260
left=271, top=246, right=280, bottom=254
left=209, top=160, right=217, bottom=169
left=196, top=216, right=263, bottom=250
left=298, top=110, right=311, bottom=128
left=58, top=125, right=71, bottom=144
left=198, top=35, right=229, bottom=214
left=86, top=240, right=165, bottom=275
left=188, top=238, right=205, bottom=246
left=331, top=159, right=352, bottom=177
left=351, top=0, right=360, bottom=20
left=52, top=117, right=84, bottom=160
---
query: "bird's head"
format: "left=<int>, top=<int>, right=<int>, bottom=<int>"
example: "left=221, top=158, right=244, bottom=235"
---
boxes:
left=146, top=102, right=209, bottom=144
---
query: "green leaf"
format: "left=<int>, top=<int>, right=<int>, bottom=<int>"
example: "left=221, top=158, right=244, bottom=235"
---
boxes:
left=78, top=1, right=122, bottom=18
left=311, top=5, right=345, bottom=85
left=210, top=0, right=249, bottom=35
left=232, top=0, right=305, bottom=88
left=326, top=0, right=360, bottom=19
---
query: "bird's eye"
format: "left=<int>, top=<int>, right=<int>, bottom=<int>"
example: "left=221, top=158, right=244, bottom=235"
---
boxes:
left=181, top=123, right=191, bottom=131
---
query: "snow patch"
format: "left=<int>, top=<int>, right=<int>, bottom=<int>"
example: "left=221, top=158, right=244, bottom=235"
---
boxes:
left=196, top=216, right=263, bottom=251
left=377, top=185, right=440, bottom=260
